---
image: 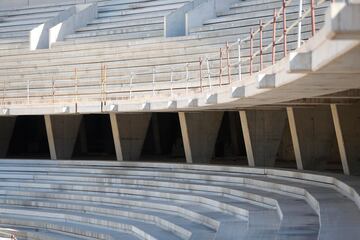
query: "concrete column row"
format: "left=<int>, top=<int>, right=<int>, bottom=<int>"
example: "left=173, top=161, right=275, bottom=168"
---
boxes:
left=0, top=106, right=359, bottom=175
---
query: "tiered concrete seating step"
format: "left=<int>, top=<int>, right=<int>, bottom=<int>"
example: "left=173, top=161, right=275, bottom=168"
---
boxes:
left=63, top=0, right=192, bottom=43
left=0, top=0, right=329, bottom=103
left=0, top=160, right=359, bottom=239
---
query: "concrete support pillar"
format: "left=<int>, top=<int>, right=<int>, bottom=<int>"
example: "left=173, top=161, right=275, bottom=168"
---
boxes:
left=331, top=104, right=360, bottom=175
left=287, top=106, right=337, bottom=171
left=179, top=111, right=223, bottom=163
left=110, top=113, right=151, bottom=161
left=44, top=115, right=82, bottom=160
left=239, top=110, right=286, bottom=167
left=0, top=117, right=16, bottom=158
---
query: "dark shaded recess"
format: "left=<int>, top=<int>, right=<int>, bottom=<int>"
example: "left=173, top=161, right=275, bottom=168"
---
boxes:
left=141, top=113, right=185, bottom=162
left=213, top=112, right=247, bottom=165
left=7, top=116, right=50, bottom=159
left=275, top=119, right=297, bottom=169
left=72, top=114, right=116, bottom=160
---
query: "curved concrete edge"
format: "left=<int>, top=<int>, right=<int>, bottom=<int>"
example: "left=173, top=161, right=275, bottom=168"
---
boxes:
left=2, top=159, right=357, bottom=209
left=0, top=182, right=250, bottom=221
left=1, top=160, right=359, bottom=214
left=0, top=208, right=159, bottom=240
left=0, top=199, right=193, bottom=240
left=0, top=217, right=113, bottom=240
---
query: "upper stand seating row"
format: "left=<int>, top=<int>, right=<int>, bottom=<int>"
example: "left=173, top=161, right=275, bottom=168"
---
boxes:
left=0, top=0, right=330, bottom=105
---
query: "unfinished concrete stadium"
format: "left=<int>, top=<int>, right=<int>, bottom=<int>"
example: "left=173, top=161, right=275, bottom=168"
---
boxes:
left=0, top=0, right=360, bottom=239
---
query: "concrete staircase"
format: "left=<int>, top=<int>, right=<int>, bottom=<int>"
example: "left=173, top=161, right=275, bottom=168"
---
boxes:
left=0, top=160, right=359, bottom=239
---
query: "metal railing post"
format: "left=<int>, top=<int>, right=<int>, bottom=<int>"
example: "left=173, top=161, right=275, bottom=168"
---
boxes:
left=74, top=67, right=78, bottom=110
left=129, top=73, right=134, bottom=99
left=283, top=0, right=287, bottom=57
left=237, top=38, right=242, bottom=82
left=226, top=41, right=231, bottom=84
left=52, top=76, right=55, bottom=104
left=104, top=64, right=107, bottom=106
left=311, top=0, right=316, bottom=36
left=298, top=0, right=303, bottom=48
left=27, top=78, right=30, bottom=105
left=2, top=79, right=5, bottom=107
left=170, top=68, right=174, bottom=97
left=259, top=19, right=263, bottom=71
left=185, top=63, right=189, bottom=95
left=199, top=57, right=203, bottom=92
left=219, top=48, right=223, bottom=86
left=152, top=67, right=156, bottom=96
left=250, top=28, right=254, bottom=75
left=206, top=58, right=212, bottom=90
left=272, top=9, right=277, bottom=64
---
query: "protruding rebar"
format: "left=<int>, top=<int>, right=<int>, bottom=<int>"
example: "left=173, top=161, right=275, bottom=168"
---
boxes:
left=75, top=67, right=78, bottom=105
left=219, top=48, right=223, bottom=86
left=237, top=38, right=242, bottom=82
left=297, top=0, right=303, bottom=48
left=206, top=57, right=212, bottom=90
left=310, top=0, right=316, bottom=36
left=283, top=0, right=287, bottom=57
left=185, top=63, right=190, bottom=95
left=259, top=19, right=263, bottom=71
left=226, top=41, right=231, bottom=84
left=129, top=72, right=134, bottom=99
left=152, top=67, right=156, bottom=96
left=170, top=68, right=174, bottom=97
left=199, top=57, right=203, bottom=92
left=272, top=9, right=277, bottom=64
left=250, top=28, right=254, bottom=75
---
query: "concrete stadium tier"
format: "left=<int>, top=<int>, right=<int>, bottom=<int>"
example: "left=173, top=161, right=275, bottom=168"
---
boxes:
left=0, top=0, right=360, bottom=239
left=0, top=160, right=359, bottom=240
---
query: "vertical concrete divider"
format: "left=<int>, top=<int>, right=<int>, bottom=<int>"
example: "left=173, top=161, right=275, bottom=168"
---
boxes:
left=179, top=111, right=223, bottom=163
left=30, top=6, right=76, bottom=50
left=49, top=3, right=97, bottom=47
left=0, top=117, right=16, bottom=158
left=240, top=110, right=287, bottom=167
left=110, top=113, right=151, bottom=161
left=165, top=0, right=238, bottom=37
left=287, top=106, right=338, bottom=171
left=44, top=115, right=82, bottom=160
left=331, top=104, right=360, bottom=175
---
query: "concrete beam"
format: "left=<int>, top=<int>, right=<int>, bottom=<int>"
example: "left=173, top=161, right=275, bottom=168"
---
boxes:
left=44, top=115, right=82, bottom=160
left=326, top=2, right=360, bottom=40
left=287, top=106, right=338, bottom=171
left=0, top=117, right=16, bottom=158
left=110, top=113, right=151, bottom=161
left=179, top=111, right=223, bottom=163
left=239, top=110, right=286, bottom=167
left=331, top=104, right=360, bottom=175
